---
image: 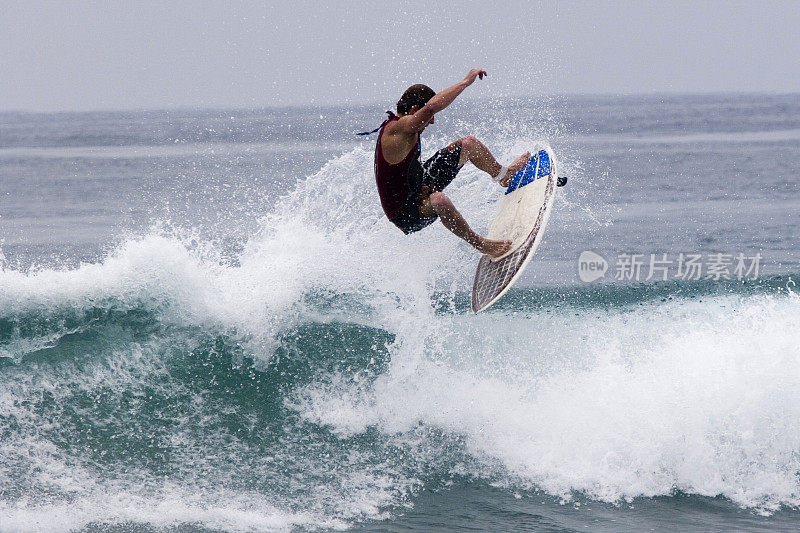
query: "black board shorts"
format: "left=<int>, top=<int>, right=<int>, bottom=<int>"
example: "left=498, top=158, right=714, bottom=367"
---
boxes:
left=392, top=144, right=462, bottom=234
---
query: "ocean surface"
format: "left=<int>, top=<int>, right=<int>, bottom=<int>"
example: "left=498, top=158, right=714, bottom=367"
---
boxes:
left=1, top=93, right=799, bottom=532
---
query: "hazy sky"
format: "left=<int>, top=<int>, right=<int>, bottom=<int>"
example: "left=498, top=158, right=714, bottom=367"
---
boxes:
left=2, top=0, right=799, bottom=112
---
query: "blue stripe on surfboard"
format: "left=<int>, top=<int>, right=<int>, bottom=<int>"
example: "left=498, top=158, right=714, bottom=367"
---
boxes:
left=504, top=150, right=550, bottom=195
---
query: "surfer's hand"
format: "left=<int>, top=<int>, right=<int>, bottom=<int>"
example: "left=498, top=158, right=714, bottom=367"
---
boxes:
left=464, top=69, right=487, bottom=86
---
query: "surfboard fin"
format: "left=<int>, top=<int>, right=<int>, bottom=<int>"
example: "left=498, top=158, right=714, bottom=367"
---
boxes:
left=557, top=176, right=568, bottom=187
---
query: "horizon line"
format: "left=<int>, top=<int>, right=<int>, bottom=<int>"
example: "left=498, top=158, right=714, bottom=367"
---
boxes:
left=2, top=90, right=798, bottom=116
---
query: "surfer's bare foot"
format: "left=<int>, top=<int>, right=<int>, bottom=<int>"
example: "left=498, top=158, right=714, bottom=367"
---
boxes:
left=499, top=152, right=531, bottom=187
left=474, top=237, right=512, bottom=257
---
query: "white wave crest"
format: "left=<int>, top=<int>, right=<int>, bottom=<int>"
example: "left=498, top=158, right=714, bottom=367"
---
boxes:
left=295, top=292, right=800, bottom=512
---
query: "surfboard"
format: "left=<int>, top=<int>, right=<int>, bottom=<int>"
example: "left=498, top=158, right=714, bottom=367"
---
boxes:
left=471, top=146, right=558, bottom=313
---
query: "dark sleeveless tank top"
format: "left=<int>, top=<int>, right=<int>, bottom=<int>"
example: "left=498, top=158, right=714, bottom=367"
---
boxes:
left=374, top=115, right=421, bottom=221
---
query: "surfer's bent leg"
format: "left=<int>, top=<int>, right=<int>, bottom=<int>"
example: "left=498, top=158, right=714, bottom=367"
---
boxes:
left=425, top=192, right=511, bottom=258
left=449, top=136, right=500, bottom=174
left=447, top=136, right=531, bottom=187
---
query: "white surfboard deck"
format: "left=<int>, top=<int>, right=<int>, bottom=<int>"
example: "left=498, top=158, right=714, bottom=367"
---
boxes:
left=471, top=146, right=558, bottom=313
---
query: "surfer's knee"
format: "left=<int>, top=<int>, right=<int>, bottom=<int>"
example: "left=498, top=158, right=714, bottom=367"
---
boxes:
left=447, top=135, right=479, bottom=153
left=459, top=135, right=480, bottom=153
left=428, top=191, right=452, bottom=211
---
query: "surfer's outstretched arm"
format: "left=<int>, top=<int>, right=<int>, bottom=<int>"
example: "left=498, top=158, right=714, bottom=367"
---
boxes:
left=423, top=192, right=511, bottom=258
left=400, top=69, right=487, bottom=133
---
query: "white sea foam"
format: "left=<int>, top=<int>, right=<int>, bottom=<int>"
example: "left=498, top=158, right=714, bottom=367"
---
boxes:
left=295, top=292, right=800, bottom=512
left=0, top=489, right=342, bottom=533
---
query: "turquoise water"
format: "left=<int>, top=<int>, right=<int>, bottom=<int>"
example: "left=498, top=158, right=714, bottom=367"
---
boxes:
left=1, top=94, right=799, bottom=531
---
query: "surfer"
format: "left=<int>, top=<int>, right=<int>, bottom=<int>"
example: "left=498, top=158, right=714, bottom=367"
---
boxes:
left=366, top=69, right=530, bottom=257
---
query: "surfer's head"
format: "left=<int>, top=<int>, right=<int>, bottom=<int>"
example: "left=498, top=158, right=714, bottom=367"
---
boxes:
left=397, top=84, right=436, bottom=115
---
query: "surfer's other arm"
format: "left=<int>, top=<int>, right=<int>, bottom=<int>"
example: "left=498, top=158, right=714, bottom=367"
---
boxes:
left=401, top=69, right=487, bottom=133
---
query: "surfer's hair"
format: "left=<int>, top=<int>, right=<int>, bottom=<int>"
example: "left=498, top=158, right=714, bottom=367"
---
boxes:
left=397, top=84, right=436, bottom=114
